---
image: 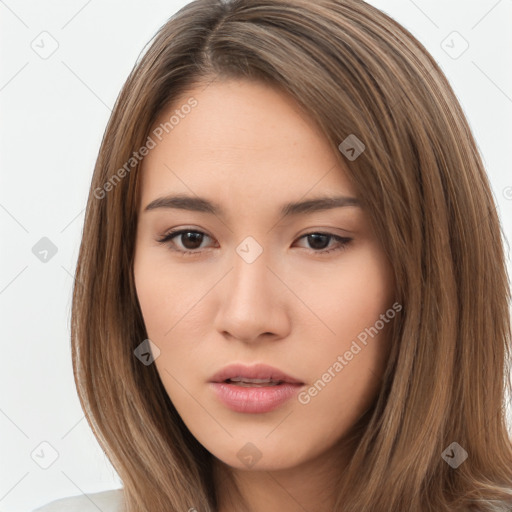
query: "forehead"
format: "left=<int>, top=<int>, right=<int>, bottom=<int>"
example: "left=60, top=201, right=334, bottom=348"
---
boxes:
left=139, top=79, right=357, bottom=209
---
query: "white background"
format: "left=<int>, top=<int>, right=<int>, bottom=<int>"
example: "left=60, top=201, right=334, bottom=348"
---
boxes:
left=1, top=1, right=511, bottom=510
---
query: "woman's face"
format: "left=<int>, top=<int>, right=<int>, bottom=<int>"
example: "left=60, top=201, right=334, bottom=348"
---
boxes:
left=133, top=78, right=395, bottom=472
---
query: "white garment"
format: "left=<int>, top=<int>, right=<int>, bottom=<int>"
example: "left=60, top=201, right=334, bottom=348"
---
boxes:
left=32, top=489, right=124, bottom=512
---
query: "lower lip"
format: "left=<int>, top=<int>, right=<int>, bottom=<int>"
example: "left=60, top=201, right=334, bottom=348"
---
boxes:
left=209, top=382, right=303, bottom=413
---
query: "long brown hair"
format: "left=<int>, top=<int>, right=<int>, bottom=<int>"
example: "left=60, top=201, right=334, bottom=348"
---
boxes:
left=71, top=0, right=512, bottom=510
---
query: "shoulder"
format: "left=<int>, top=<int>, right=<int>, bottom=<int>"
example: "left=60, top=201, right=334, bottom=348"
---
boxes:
left=32, top=489, right=124, bottom=512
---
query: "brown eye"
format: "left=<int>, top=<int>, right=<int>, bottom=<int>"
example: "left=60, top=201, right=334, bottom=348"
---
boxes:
left=305, top=233, right=330, bottom=250
left=295, top=232, right=352, bottom=255
left=157, top=229, right=214, bottom=255
left=176, top=231, right=205, bottom=250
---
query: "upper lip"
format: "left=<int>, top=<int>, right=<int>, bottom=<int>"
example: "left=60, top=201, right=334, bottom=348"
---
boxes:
left=209, top=363, right=304, bottom=385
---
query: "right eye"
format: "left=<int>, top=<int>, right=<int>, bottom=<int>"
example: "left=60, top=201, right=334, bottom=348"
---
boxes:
left=157, top=229, right=217, bottom=256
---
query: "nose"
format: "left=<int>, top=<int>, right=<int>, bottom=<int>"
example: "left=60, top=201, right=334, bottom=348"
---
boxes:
left=213, top=247, right=291, bottom=344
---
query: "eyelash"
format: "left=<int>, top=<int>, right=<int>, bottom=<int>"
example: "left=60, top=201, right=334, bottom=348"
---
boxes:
left=156, top=228, right=352, bottom=257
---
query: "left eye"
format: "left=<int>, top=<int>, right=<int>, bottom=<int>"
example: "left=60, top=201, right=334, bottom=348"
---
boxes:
left=156, top=229, right=352, bottom=256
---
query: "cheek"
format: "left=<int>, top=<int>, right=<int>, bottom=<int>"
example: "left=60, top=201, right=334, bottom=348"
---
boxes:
left=133, top=258, right=169, bottom=337
left=293, top=241, right=394, bottom=342
left=133, top=247, right=202, bottom=338
left=337, top=248, right=394, bottom=333
left=133, top=254, right=198, bottom=401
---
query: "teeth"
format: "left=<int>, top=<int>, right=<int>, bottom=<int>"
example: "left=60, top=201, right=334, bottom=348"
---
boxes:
left=230, top=377, right=277, bottom=383
left=228, top=377, right=282, bottom=386
left=231, top=381, right=280, bottom=387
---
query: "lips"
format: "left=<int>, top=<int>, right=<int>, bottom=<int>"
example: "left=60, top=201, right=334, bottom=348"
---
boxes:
left=209, top=363, right=304, bottom=386
left=209, top=363, right=305, bottom=413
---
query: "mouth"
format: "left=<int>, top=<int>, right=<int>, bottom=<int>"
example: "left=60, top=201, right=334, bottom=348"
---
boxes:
left=209, top=376, right=304, bottom=414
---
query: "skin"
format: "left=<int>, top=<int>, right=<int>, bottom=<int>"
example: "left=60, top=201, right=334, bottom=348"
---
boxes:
left=133, top=78, right=396, bottom=512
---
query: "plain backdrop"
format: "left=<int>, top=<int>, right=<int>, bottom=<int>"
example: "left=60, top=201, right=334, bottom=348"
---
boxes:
left=1, top=1, right=511, bottom=510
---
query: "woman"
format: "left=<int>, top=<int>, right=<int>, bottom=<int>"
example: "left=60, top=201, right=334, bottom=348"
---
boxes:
left=34, top=0, right=512, bottom=510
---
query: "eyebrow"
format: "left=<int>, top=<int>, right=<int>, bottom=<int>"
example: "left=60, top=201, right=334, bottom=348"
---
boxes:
left=143, top=193, right=361, bottom=218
